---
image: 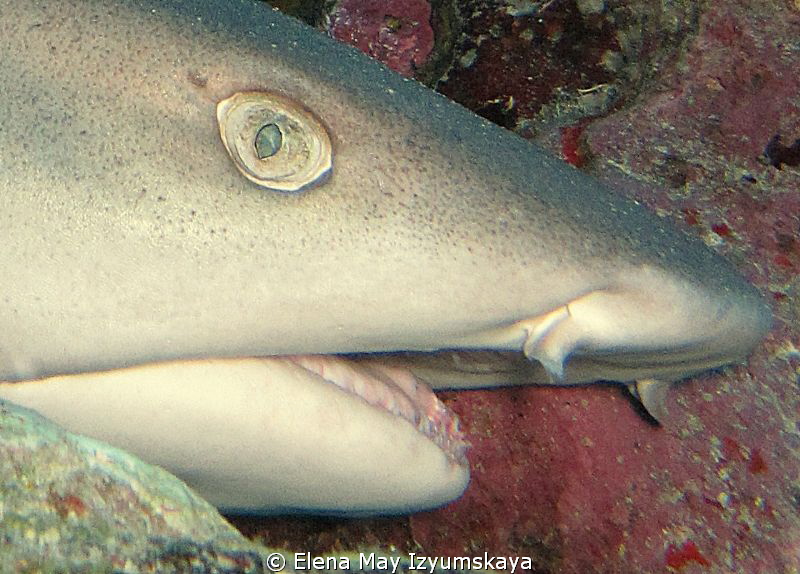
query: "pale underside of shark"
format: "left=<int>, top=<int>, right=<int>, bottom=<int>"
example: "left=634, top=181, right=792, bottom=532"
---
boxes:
left=0, top=0, right=770, bottom=515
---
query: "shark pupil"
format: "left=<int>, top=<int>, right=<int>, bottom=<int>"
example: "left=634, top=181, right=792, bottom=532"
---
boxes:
left=254, top=123, right=282, bottom=159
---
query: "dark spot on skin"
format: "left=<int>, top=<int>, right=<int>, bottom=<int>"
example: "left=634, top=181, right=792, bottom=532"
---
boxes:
left=762, top=134, right=800, bottom=168
left=187, top=70, right=208, bottom=88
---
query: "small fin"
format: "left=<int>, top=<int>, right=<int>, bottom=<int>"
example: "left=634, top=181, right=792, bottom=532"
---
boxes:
left=627, top=379, right=671, bottom=423
left=523, top=338, right=566, bottom=382
left=521, top=306, right=572, bottom=383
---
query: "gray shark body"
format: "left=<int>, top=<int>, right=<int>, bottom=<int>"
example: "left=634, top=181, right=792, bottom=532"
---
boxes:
left=0, top=0, right=770, bottom=514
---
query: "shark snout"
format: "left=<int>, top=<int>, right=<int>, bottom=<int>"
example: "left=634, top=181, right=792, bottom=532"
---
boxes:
left=551, top=266, right=773, bottom=382
left=682, top=276, right=772, bottom=368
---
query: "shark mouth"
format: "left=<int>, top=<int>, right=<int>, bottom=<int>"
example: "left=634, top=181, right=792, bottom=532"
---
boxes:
left=0, top=353, right=473, bottom=514
left=1, top=352, right=471, bottom=469
left=284, top=355, right=469, bottom=466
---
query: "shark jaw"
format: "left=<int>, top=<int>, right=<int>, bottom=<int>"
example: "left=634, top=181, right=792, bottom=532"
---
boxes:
left=0, top=312, right=764, bottom=518
left=0, top=271, right=770, bottom=515
left=0, top=354, right=471, bottom=515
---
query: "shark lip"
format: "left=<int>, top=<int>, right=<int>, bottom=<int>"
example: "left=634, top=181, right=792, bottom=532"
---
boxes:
left=282, top=355, right=468, bottom=465
left=343, top=341, right=754, bottom=391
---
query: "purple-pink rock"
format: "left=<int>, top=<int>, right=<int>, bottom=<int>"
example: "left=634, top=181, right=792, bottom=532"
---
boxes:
left=328, top=0, right=435, bottom=76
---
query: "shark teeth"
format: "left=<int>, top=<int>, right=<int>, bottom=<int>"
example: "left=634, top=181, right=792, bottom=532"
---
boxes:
left=285, top=355, right=469, bottom=465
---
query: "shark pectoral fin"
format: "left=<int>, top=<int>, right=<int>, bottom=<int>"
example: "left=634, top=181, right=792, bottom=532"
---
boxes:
left=627, top=378, right=671, bottom=423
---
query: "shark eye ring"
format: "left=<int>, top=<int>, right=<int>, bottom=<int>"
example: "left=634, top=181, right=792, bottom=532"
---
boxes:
left=216, top=91, right=332, bottom=192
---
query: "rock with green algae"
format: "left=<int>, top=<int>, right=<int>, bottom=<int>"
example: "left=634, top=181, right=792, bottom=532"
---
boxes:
left=0, top=400, right=277, bottom=573
left=0, top=401, right=499, bottom=574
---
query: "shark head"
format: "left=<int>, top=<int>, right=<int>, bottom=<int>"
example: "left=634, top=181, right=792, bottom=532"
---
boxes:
left=0, top=0, right=770, bottom=514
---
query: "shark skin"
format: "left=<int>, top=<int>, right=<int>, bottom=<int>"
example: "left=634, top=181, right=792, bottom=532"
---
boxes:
left=0, top=0, right=770, bottom=514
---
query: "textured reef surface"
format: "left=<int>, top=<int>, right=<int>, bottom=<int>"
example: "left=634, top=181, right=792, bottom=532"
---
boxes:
left=0, top=401, right=274, bottom=572
left=235, top=0, right=800, bottom=572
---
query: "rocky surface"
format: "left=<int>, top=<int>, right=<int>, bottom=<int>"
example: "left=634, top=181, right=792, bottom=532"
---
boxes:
left=0, top=400, right=273, bottom=572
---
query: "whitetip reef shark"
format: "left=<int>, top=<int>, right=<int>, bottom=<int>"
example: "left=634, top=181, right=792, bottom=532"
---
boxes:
left=0, top=0, right=771, bottom=515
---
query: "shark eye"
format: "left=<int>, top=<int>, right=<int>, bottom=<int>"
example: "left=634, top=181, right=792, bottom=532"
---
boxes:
left=216, top=91, right=332, bottom=192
